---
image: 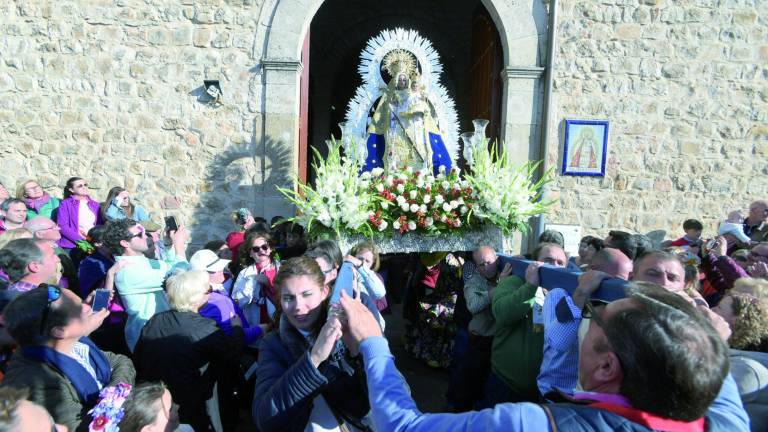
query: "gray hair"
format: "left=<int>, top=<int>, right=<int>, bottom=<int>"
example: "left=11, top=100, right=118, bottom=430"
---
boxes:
left=0, top=238, right=45, bottom=282
left=166, top=269, right=210, bottom=313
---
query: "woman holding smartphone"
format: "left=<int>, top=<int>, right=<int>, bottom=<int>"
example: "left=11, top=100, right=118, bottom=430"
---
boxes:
left=253, top=256, right=371, bottom=432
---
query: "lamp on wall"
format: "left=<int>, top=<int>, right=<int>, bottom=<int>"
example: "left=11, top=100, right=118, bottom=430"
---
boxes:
left=203, top=80, right=222, bottom=106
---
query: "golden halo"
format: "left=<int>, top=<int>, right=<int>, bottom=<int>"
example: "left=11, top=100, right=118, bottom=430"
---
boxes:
left=383, top=49, right=416, bottom=78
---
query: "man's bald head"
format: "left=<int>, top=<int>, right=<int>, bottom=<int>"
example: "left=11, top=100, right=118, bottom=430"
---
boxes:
left=23, top=216, right=61, bottom=243
left=590, top=248, right=632, bottom=280
left=473, top=246, right=498, bottom=279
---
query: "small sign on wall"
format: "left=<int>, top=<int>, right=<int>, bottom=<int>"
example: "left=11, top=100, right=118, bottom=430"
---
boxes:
left=562, top=119, right=609, bottom=177
left=545, top=223, right=582, bottom=257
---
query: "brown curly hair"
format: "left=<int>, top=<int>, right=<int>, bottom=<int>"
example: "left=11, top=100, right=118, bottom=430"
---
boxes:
left=727, top=293, right=768, bottom=350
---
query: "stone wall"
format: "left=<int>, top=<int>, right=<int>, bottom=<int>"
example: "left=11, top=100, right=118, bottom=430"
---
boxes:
left=0, top=0, right=274, bottom=247
left=1, top=0, right=766, bottom=248
left=546, top=0, right=768, bottom=239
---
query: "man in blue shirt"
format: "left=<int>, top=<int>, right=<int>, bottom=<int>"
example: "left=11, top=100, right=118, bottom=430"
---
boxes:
left=337, top=283, right=749, bottom=431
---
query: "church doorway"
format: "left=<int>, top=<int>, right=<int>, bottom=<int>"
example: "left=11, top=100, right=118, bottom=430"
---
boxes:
left=302, top=0, right=504, bottom=185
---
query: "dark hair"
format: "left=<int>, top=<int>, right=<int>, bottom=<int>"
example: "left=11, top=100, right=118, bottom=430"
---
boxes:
left=239, top=230, right=273, bottom=268
left=63, top=177, right=84, bottom=199
left=272, top=256, right=328, bottom=335
left=203, top=240, right=226, bottom=252
left=602, top=282, right=728, bottom=421
left=0, top=238, right=45, bottom=282
left=631, top=234, right=654, bottom=258
left=682, top=219, right=703, bottom=232
left=101, top=219, right=139, bottom=256
left=119, top=382, right=168, bottom=432
left=3, top=286, right=81, bottom=346
left=0, top=198, right=26, bottom=213
left=253, top=216, right=268, bottom=225
left=101, top=186, right=134, bottom=221
left=606, top=230, right=638, bottom=260
left=0, top=386, right=29, bottom=430
left=306, top=240, right=343, bottom=269
left=87, top=225, right=107, bottom=245
left=270, top=215, right=284, bottom=226
left=580, top=235, right=604, bottom=251
left=532, top=242, right=565, bottom=262
left=350, top=241, right=381, bottom=272
left=538, top=230, right=564, bottom=248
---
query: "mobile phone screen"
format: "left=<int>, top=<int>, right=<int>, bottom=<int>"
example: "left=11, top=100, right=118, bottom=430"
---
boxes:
left=92, top=289, right=110, bottom=313
left=165, top=216, right=178, bottom=232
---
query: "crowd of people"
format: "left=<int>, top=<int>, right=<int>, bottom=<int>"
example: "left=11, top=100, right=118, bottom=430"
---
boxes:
left=0, top=178, right=766, bottom=431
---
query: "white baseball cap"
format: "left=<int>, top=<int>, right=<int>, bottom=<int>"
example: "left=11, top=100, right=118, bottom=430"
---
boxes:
left=189, top=249, right=231, bottom=272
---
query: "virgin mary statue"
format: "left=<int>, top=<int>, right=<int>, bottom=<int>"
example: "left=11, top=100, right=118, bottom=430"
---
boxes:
left=363, top=50, right=452, bottom=174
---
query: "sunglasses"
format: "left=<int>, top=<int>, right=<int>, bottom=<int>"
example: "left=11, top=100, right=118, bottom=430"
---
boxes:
left=251, top=244, right=270, bottom=252
left=128, top=226, right=146, bottom=239
left=39, top=284, right=62, bottom=335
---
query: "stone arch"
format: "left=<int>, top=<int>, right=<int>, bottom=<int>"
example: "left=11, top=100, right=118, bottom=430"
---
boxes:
left=256, top=0, right=548, bottom=200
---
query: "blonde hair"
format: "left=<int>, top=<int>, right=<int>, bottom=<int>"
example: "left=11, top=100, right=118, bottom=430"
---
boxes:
left=727, top=293, right=768, bottom=350
left=732, top=278, right=768, bottom=300
left=166, top=270, right=210, bottom=313
left=15, top=179, right=37, bottom=199
left=0, top=229, right=33, bottom=248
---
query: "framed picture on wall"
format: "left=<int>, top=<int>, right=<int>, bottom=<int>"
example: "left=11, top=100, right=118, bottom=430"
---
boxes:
left=562, top=119, right=609, bottom=177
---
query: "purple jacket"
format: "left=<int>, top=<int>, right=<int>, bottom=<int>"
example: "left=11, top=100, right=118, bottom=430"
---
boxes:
left=701, top=253, right=748, bottom=306
left=200, top=291, right=263, bottom=344
left=55, top=197, right=103, bottom=248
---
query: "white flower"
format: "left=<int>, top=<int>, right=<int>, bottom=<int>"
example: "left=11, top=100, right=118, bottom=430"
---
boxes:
left=435, top=195, right=444, bottom=204
left=415, top=178, right=424, bottom=188
left=386, top=176, right=394, bottom=187
left=425, top=182, right=432, bottom=190
left=438, top=165, right=446, bottom=173
left=454, top=220, right=462, bottom=227
left=436, top=173, right=445, bottom=181
left=376, top=183, right=384, bottom=193
left=318, top=210, right=331, bottom=225
left=396, top=184, right=405, bottom=193
left=381, top=201, right=390, bottom=210
left=393, top=220, right=401, bottom=230
left=460, top=180, right=469, bottom=188
left=371, top=167, right=384, bottom=177
left=452, top=183, right=461, bottom=190
left=400, top=202, right=410, bottom=212
left=423, top=194, right=431, bottom=204
left=405, top=166, right=414, bottom=174
left=450, top=200, right=459, bottom=208
left=409, top=190, right=418, bottom=199
left=378, top=220, right=388, bottom=231
left=440, top=215, right=448, bottom=222
left=419, top=204, right=427, bottom=213
left=396, top=195, right=406, bottom=204
left=457, top=197, right=464, bottom=205
left=442, top=203, right=452, bottom=212
left=409, top=203, right=419, bottom=213
left=407, top=221, right=417, bottom=231
left=426, top=175, right=435, bottom=183
left=441, top=181, right=450, bottom=190
left=460, top=205, right=468, bottom=214
left=360, top=171, right=371, bottom=180
left=425, top=217, right=434, bottom=227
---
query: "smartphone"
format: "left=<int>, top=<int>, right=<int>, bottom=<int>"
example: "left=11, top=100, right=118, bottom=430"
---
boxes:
left=92, top=289, right=111, bottom=313
left=165, top=216, right=178, bottom=232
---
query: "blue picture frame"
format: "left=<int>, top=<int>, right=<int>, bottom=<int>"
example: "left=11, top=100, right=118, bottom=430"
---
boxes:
left=562, top=119, right=609, bottom=177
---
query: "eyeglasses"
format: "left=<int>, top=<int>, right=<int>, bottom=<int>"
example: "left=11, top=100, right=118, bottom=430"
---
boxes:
left=581, top=301, right=606, bottom=329
left=39, top=284, right=62, bottom=335
left=251, top=244, right=270, bottom=252
left=128, top=226, right=146, bottom=239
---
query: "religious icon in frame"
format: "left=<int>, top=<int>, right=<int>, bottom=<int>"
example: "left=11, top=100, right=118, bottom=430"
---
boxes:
left=562, top=119, right=609, bottom=177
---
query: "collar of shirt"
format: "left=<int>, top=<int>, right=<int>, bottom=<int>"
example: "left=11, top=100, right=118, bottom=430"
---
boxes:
left=9, top=280, right=39, bottom=293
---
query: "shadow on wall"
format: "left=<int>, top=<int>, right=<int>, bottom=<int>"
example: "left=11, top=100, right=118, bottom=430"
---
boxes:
left=187, top=129, right=292, bottom=249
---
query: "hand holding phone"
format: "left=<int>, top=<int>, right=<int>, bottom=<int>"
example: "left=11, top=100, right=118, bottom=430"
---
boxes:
left=165, top=216, right=179, bottom=232
left=91, top=289, right=111, bottom=313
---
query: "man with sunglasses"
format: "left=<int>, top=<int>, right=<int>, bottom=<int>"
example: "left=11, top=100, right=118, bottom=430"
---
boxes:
left=2, top=285, right=135, bottom=432
left=0, top=238, right=60, bottom=294
left=101, top=219, right=188, bottom=352
left=337, top=282, right=750, bottom=431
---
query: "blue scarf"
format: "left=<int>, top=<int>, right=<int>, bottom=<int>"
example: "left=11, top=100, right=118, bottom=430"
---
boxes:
left=22, top=337, right=112, bottom=405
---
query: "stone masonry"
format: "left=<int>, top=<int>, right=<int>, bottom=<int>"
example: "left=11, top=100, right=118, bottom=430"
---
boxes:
left=0, top=0, right=766, bottom=248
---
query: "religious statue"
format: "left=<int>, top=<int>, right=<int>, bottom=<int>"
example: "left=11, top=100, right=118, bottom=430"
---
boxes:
left=342, top=28, right=460, bottom=175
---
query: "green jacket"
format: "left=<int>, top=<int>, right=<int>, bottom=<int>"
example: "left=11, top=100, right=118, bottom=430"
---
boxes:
left=2, top=348, right=136, bottom=432
left=26, top=196, right=61, bottom=220
left=490, top=275, right=543, bottom=401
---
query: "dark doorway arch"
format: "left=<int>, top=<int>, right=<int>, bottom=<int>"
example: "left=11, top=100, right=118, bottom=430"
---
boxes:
left=304, top=0, right=503, bottom=184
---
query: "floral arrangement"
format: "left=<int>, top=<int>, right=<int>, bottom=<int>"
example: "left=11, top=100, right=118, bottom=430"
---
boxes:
left=464, top=141, right=552, bottom=235
left=278, top=139, right=551, bottom=238
left=89, top=383, right=132, bottom=432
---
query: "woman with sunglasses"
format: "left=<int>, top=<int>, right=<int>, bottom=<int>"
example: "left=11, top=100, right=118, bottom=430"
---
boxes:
left=16, top=178, right=61, bottom=220
left=253, top=256, right=372, bottom=431
left=56, top=177, right=103, bottom=252
left=134, top=270, right=245, bottom=431
left=232, top=230, right=280, bottom=329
